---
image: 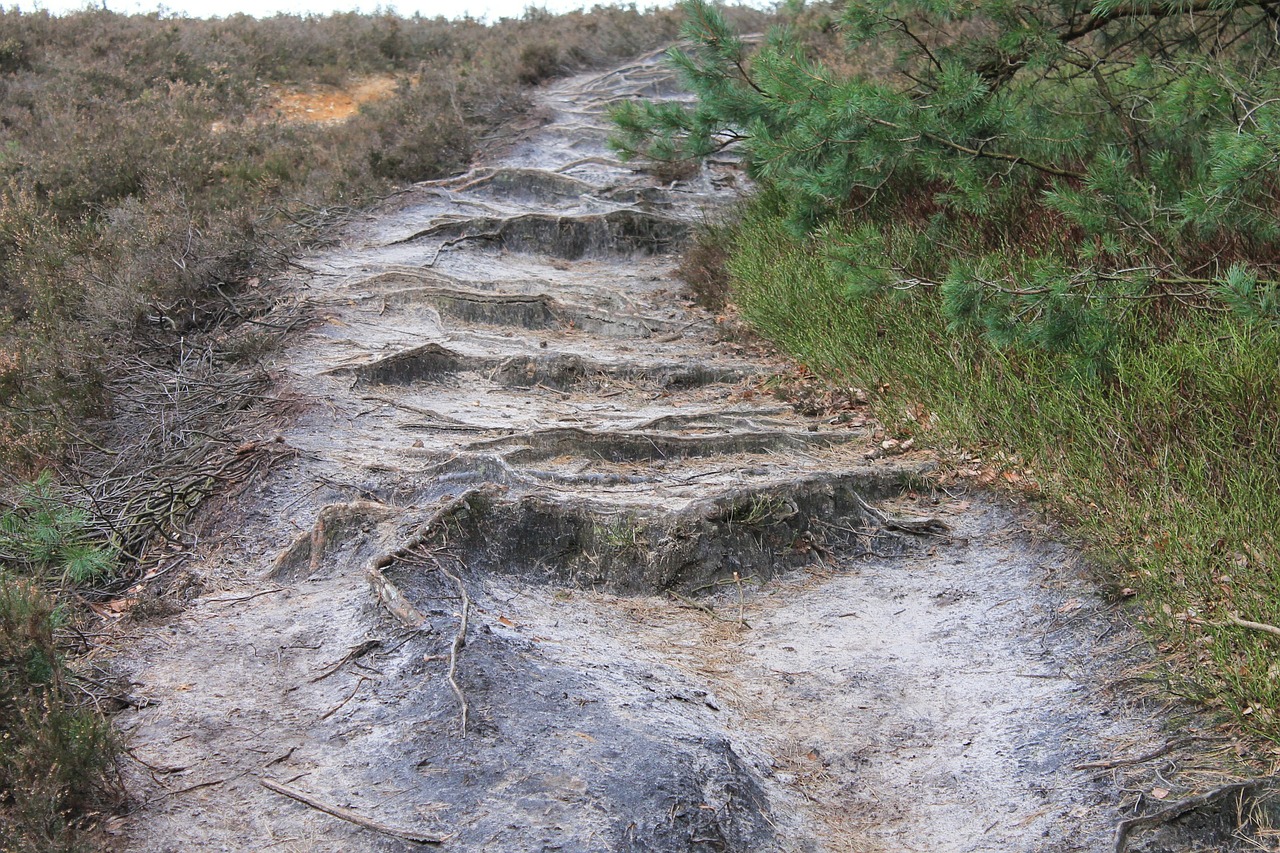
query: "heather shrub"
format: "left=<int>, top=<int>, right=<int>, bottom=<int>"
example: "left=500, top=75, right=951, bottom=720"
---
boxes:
left=0, top=4, right=771, bottom=474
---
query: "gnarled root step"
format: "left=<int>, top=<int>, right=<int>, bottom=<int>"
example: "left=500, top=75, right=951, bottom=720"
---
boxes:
left=328, top=342, right=756, bottom=390
left=436, top=168, right=602, bottom=204
left=268, top=500, right=400, bottom=582
left=465, top=425, right=860, bottom=464
left=390, top=209, right=688, bottom=259
left=381, top=470, right=924, bottom=597
left=356, top=283, right=681, bottom=338
left=626, top=409, right=797, bottom=431
left=336, top=268, right=655, bottom=315
left=437, top=163, right=675, bottom=210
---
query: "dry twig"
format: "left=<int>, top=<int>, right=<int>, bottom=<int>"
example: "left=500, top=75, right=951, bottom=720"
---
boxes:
left=733, top=571, right=746, bottom=626
left=668, top=589, right=716, bottom=616
left=260, top=778, right=442, bottom=845
left=1225, top=612, right=1280, bottom=639
left=205, top=587, right=288, bottom=606
left=309, top=639, right=383, bottom=684
left=319, top=678, right=366, bottom=721
left=1074, top=738, right=1188, bottom=771
left=667, top=589, right=751, bottom=629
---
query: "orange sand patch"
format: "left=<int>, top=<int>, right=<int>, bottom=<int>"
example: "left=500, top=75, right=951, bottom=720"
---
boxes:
left=270, top=75, right=399, bottom=125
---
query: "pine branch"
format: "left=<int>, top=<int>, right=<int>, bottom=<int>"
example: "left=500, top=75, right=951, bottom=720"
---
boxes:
left=1066, top=0, right=1280, bottom=42
left=858, top=117, right=1087, bottom=180
left=978, top=0, right=1280, bottom=87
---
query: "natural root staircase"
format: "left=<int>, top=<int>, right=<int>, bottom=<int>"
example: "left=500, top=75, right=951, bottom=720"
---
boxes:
left=117, top=48, right=1222, bottom=853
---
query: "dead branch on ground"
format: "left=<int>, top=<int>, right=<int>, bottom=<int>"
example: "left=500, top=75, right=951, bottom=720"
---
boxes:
left=68, top=341, right=296, bottom=577
left=1225, top=612, right=1280, bottom=639
left=309, top=639, right=384, bottom=684
left=1074, top=738, right=1190, bottom=771
left=206, top=587, right=288, bottom=605
left=667, top=589, right=751, bottom=629
left=260, top=778, right=443, bottom=845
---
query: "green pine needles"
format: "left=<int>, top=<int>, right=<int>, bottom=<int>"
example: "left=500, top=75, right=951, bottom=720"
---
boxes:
left=1, top=475, right=119, bottom=850
left=611, top=0, right=1280, bottom=370
left=0, top=473, right=116, bottom=585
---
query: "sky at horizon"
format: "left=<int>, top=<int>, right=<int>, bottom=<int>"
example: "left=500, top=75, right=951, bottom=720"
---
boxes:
left=3, top=0, right=678, bottom=22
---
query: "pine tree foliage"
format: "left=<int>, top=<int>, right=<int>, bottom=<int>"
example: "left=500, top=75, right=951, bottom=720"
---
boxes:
left=611, top=0, right=1280, bottom=366
left=0, top=473, right=116, bottom=585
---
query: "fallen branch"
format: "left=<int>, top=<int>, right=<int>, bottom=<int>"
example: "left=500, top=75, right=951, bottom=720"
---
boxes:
left=319, top=677, right=366, bottom=721
left=1113, top=778, right=1278, bottom=852
left=260, top=778, right=442, bottom=845
left=310, top=639, right=383, bottom=684
left=668, top=589, right=716, bottom=616
left=690, top=574, right=760, bottom=595
left=167, top=777, right=233, bottom=797
left=1075, top=738, right=1188, bottom=771
left=432, top=556, right=471, bottom=738
left=360, top=395, right=490, bottom=430
left=1225, top=612, right=1280, bottom=639
left=205, top=587, right=287, bottom=605
left=666, top=590, right=751, bottom=629
left=733, top=571, right=746, bottom=627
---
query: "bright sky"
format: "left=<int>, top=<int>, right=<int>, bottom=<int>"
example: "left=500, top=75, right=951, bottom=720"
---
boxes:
left=5, top=0, right=678, bottom=21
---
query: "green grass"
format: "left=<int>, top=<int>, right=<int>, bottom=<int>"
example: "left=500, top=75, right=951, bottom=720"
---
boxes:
left=729, top=199, right=1280, bottom=739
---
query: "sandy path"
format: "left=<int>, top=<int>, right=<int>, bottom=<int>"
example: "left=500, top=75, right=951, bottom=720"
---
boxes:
left=113, top=49, right=1229, bottom=853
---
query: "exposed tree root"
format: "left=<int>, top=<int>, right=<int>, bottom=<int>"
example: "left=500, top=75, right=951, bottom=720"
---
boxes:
left=431, top=555, right=472, bottom=737
left=1112, top=777, right=1279, bottom=852
left=364, top=488, right=501, bottom=628
left=367, top=566, right=430, bottom=630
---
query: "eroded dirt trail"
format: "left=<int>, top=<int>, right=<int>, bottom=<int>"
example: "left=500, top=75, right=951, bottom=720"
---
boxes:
left=117, top=51, right=1202, bottom=852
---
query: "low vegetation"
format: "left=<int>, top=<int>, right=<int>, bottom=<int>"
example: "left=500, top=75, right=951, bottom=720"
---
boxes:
left=2, top=476, right=119, bottom=851
left=615, top=0, right=1280, bottom=743
left=0, top=5, right=701, bottom=474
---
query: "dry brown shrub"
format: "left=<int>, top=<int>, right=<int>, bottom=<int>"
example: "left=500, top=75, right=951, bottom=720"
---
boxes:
left=677, top=220, right=735, bottom=310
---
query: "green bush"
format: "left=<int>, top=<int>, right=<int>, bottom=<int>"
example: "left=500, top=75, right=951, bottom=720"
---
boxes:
left=617, top=0, right=1280, bottom=742
left=612, top=0, right=1280, bottom=372
left=729, top=193, right=1280, bottom=739
left=0, top=574, right=117, bottom=853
